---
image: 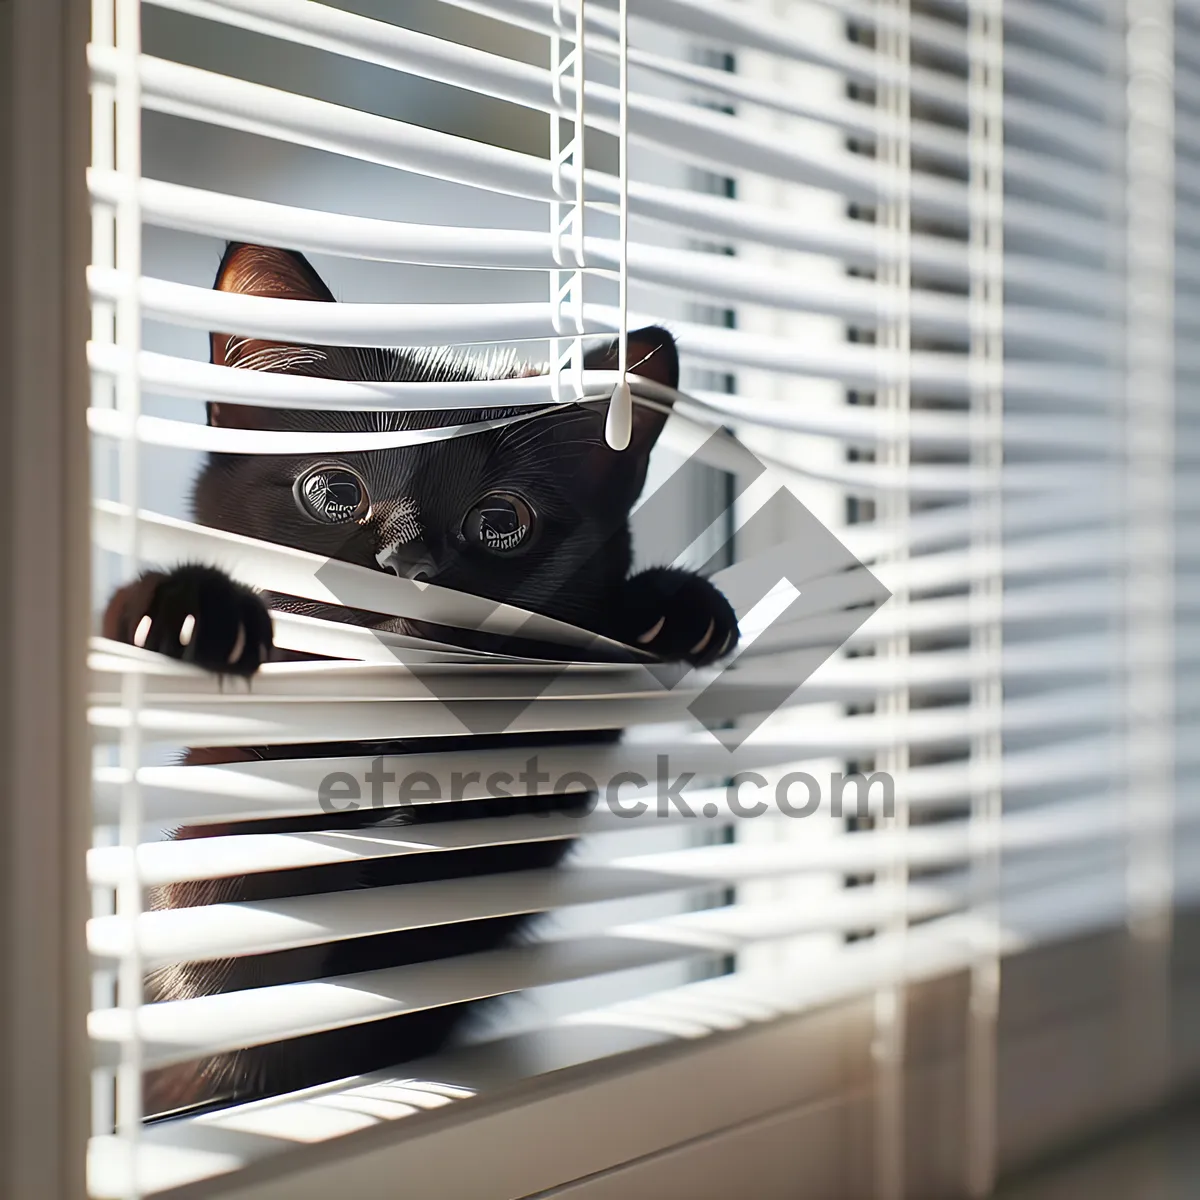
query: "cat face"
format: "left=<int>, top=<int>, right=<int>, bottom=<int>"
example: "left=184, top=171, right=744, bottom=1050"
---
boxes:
left=193, top=244, right=679, bottom=632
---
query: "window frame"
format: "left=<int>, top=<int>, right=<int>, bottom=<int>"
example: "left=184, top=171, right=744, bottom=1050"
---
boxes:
left=0, top=1, right=93, bottom=1197
left=5, top=1, right=1197, bottom=1197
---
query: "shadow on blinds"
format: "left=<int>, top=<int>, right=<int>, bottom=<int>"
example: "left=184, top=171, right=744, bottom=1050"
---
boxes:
left=82, top=0, right=1194, bottom=1198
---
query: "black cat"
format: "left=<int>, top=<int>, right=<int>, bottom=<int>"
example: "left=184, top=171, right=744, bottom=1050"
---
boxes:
left=104, top=243, right=739, bottom=1117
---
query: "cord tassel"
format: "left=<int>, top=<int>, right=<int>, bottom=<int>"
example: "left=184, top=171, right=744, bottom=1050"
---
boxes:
left=605, top=380, right=633, bottom=450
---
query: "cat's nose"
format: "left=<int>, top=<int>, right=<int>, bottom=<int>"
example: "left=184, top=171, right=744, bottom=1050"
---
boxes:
left=376, top=540, right=438, bottom=584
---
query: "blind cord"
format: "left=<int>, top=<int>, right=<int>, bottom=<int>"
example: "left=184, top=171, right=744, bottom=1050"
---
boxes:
left=605, top=0, right=633, bottom=450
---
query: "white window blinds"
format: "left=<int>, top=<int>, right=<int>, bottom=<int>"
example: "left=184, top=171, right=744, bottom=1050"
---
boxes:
left=84, top=1, right=1196, bottom=1198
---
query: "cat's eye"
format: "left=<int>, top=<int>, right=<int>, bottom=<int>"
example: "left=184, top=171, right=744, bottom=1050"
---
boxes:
left=461, top=492, right=535, bottom=554
left=293, top=465, right=371, bottom=524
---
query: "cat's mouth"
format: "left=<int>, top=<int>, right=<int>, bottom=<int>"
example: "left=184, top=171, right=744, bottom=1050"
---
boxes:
left=375, top=539, right=438, bottom=584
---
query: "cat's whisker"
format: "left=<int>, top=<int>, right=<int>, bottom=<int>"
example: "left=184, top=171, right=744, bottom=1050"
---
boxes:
left=629, top=343, right=664, bottom=376
left=497, top=407, right=599, bottom=455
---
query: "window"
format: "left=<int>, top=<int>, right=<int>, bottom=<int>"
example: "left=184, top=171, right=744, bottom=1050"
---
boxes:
left=1, top=0, right=1195, bottom=1197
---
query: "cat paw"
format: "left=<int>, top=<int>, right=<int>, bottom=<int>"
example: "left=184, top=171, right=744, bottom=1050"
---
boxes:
left=618, top=568, right=739, bottom=666
left=105, top=566, right=274, bottom=676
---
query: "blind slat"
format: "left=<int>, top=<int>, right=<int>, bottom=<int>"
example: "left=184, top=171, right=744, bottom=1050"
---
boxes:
left=141, top=0, right=1120, bottom=220
left=87, top=861, right=1200, bottom=1200
left=444, top=0, right=1111, bottom=163
left=91, top=174, right=1132, bottom=353
left=89, top=786, right=1200, bottom=891
left=91, top=933, right=719, bottom=1072
left=89, top=275, right=1123, bottom=402
left=89, top=681, right=1142, bottom=751
left=88, top=47, right=1128, bottom=263
left=92, top=172, right=1129, bottom=312
left=82, top=0, right=1193, bottom=1191
left=88, top=866, right=707, bottom=966
left=92, top=501, right=634, bottom=654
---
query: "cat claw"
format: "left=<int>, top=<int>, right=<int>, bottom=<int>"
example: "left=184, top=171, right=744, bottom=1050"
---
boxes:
left=688, top=618, right=716, bottom=658
left=620, top=569, right=739, bottom=666
left=633, top=614, right=726, bottom=663
left=636, top=616, right=666, bottom=645
left=227, top=623, right=246, bottom=665
left=178, top=614, right=196, bottom=647
left=113, top=566, right=274, bottom=676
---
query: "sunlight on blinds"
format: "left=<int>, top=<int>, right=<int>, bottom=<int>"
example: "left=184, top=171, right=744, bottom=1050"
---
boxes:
left=83, top=2, right=1193, bottom=1198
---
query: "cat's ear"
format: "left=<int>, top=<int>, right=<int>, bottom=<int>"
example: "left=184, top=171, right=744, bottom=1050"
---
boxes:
left=583, top=324, right=679, bottom=457
left=584, top=324, right=679, bottom=391
left=207, top=243, right=335, bottom=429
left=214, top=242, right=335, bottom=303
left=575, top=326, right=679, bottom=503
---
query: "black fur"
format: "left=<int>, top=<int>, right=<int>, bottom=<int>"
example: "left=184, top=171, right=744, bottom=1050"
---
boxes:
left=105, top=243, right=739, bottom=1117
